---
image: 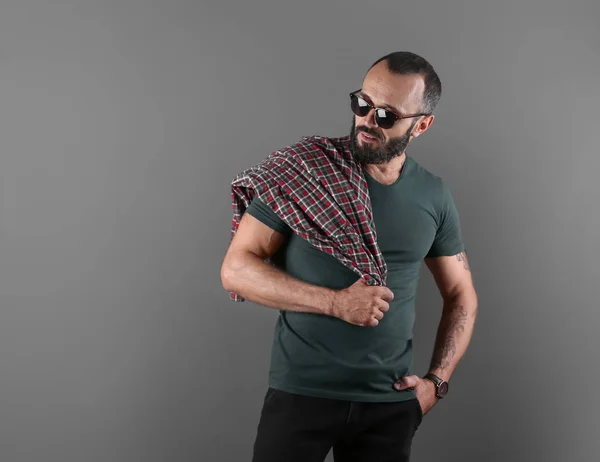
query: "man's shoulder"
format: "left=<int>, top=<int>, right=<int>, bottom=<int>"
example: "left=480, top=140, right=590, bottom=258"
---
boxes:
left=408, top=156, right=444, bottom=187
left=406, top=157, right=455, bottom=207
left=278, top=134, right=351, bottom=156
left=271, top=135, right=354, bottom=169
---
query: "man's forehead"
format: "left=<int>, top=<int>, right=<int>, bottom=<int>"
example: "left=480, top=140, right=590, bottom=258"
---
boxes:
left=361, top=70, right=424, bottom=113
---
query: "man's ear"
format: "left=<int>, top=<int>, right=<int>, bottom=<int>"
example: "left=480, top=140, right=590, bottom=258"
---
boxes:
left=413, top=114, right=435, bottom=138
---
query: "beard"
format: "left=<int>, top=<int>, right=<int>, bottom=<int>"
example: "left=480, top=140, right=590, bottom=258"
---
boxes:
left=349, top=118, right=417, bottom=165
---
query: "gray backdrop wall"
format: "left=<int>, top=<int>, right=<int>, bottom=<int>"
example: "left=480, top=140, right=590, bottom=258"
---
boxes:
left=0, top=1, right=598, bottom=461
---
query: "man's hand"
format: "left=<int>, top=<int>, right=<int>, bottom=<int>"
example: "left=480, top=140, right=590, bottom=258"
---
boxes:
left=331, top=278, right=394, bottom=327
left=393, top=375, right=439, bottom=416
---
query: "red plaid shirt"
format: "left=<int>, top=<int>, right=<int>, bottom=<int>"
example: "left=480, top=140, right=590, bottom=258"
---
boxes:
left=228, top=135, right=388, bottom=302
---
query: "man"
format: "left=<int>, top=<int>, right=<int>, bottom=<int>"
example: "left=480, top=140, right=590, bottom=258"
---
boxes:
left=221, top=51, right=478, bottom=462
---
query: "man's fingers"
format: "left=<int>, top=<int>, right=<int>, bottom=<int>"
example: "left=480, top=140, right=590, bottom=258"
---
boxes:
left=373, top=310, right=384, bottom=320
left=403, top=375, right=421, bottom=387
left=379, top=287, right=394, bottom=302
left=374, top=298, right=388, bottom=312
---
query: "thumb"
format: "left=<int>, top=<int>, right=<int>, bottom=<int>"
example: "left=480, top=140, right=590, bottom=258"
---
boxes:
left=394, top=375, right=419, bottom=391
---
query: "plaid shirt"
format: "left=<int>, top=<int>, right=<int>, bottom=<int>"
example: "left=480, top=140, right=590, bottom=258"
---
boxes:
left=227, top=135, right=388, bottom=302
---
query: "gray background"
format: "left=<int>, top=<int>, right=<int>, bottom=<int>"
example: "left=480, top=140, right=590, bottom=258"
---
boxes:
left=0, top=0, right=598, bottom=461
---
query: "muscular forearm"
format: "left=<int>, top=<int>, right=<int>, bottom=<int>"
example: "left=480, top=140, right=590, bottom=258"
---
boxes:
left=222, top=251, right=336, bottom=316
left=428, top=290, right=478, bottom=381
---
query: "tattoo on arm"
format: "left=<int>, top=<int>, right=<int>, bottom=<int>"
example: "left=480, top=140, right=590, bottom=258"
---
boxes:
left=456, top=251, right=470, bottom=271
left=430, top=305, right=468, bottom=370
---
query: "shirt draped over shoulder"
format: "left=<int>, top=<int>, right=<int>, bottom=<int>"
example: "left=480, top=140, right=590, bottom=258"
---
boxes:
left=228, top=135, right=387, bottom=302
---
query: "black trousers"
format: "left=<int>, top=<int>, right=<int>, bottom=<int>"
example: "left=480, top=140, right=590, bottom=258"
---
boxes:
left=252, top=387, right=423, bottom=462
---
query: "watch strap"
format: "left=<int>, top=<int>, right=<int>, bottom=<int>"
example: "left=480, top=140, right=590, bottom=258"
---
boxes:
left=424, top=372, right=443, bottom=386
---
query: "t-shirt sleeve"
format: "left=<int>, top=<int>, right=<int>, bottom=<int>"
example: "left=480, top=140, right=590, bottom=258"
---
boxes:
left=426, top=182, right=465, bottom=258
left=245, top=195, right=291, bottom=235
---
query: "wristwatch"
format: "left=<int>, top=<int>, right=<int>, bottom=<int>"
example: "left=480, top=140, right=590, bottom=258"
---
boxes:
left=424, top=373, right=449, bottom=399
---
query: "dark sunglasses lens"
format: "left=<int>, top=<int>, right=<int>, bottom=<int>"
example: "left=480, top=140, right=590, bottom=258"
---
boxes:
left=351, top=94, right=396, bottom=128
left=350, top=94, right=370, bottom=117
left=374, top=109, right=395, bottom=129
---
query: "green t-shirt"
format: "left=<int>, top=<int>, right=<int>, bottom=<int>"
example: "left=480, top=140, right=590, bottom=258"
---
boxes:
left=246, top=154, right=465, bottom=402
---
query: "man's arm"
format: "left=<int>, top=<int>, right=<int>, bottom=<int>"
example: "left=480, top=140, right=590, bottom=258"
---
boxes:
left=221, top=212, right=337, bottom=316
left=424, top=251, right=478, bottom=382
left=221, top=212, right=393, bottom=326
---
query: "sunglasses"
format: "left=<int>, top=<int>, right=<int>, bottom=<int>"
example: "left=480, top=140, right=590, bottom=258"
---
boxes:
left=349, top=91, right=430, bottom=129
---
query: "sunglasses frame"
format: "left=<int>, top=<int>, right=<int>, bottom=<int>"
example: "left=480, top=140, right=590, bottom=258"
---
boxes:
left=349, top=90, right=430, bottom=129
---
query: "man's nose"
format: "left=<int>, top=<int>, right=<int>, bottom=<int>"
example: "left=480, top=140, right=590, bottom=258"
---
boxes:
left=362, top=108, right=378, bottom=128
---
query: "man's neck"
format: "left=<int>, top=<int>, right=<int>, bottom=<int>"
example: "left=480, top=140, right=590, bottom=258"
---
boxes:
left=364, top=153, right=406, bottom=185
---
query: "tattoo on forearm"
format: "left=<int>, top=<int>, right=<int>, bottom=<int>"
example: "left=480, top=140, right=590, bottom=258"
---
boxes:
left=430, top=305, right=468, bottom=370
left=456, top=251, right=470, bottom=271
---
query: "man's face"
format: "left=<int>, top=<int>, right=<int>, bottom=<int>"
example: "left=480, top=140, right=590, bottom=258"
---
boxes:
left=350, top=62, right=428, bottom=165
left=350, top=117, right=418, bottom=165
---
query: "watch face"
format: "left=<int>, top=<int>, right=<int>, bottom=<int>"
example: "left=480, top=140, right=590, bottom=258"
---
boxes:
left=438, top=382, right=449, bottom=396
